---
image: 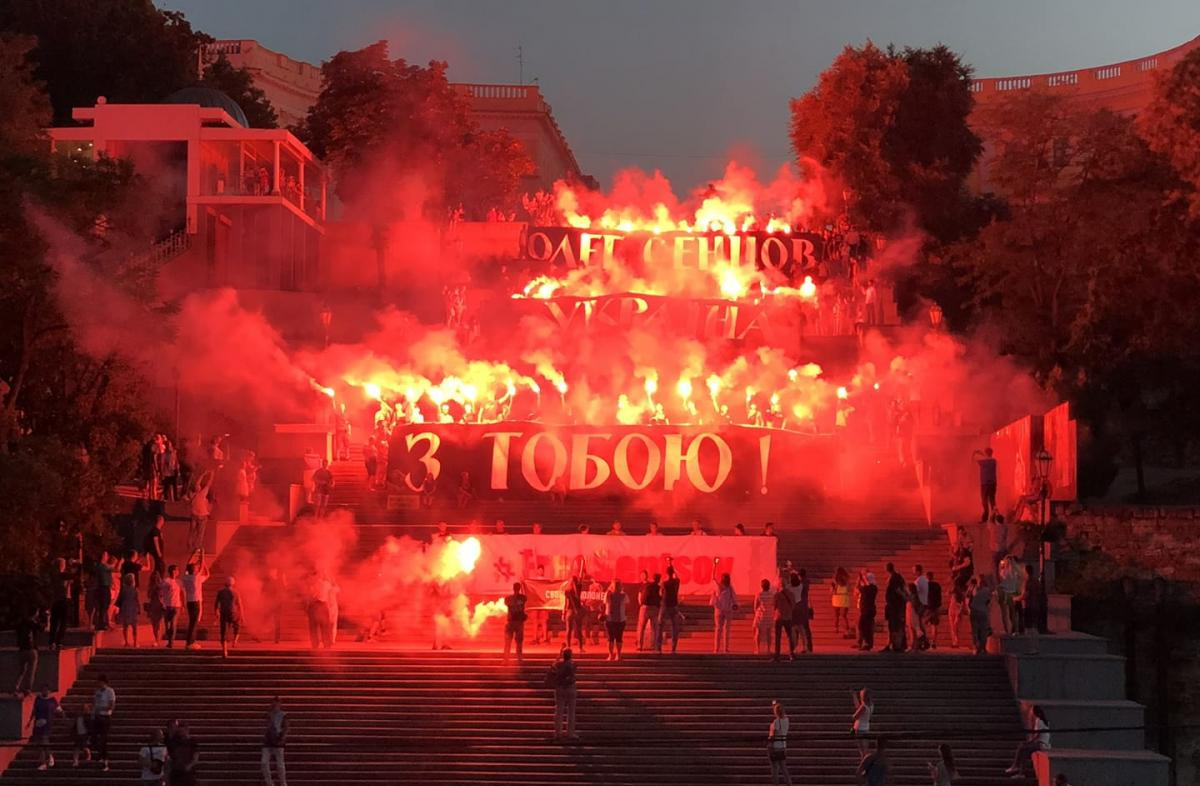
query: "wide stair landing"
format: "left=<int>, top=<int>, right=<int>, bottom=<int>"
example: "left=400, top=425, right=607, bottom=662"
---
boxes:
left=207, top=524, right=954, bottom=652
left=0, top=650, right=1034, bottom=785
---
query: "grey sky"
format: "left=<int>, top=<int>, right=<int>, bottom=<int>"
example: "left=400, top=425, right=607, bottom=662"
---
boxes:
left=162, top=0, right=1200, bottom=192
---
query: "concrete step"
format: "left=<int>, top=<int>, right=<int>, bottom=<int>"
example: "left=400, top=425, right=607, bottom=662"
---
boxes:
left=1034, top=748, right=1169, bottom=786
left=992, top=632, right=1109, bottom=657
left=1006, top=654, right=1128, bottom=701
left=1020, top=700, right=1145, bottom=751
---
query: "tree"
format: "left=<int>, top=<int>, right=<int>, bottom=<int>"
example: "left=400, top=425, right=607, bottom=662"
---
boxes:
left=1139, top=46, right=1200, bottom=218
left=297, top=41, right=533, bottom=289
left=0, top=0, right=206, bottom=123
left=948, top=90, right=1200, bottom=497
left=200, top=53, right=278, bottom=128
left=0, top=34, right=161, bottom=570
left=790, top=43, right=982, bottom=241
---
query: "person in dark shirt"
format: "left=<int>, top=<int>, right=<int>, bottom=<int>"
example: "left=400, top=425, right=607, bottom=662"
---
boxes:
left=637, top=572, right=661, bottom=651
left=924, top=571, right=943, bottom=649
left=48, top=558, right=74, bottom=651
left=214, top=577, right=244, bottom=658
left=166, top=720, right=199, bottom=786
left=856, top=572, right=878, bottom=651
left=789, top=570, right=813, bottom=654
left=14, top=611, right=40, bottom=696
left=121, top=551, right=144, bottom=589
left=143, top=517, right=166, bottom=576
left=883, top=563, right=907, bottom=653
left=972, top=447, right=998, bottom=523
left=656, top=567, right=682, bottom=654
left=29, top=684, right=62, bottom=770
left=563, top=577, right=586, bottom=653
left=503, top=582, right=528, bottom=661
left=312, top=460, right=334, bottom=518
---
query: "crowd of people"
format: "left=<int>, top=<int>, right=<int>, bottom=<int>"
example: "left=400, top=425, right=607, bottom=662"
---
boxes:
left=21, top=673, right=288, bottom=785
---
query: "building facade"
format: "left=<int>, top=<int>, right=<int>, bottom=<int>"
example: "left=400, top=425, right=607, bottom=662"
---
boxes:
left=967, top=34, right=1200, bottom=191
left=49, top=96, right=327, bottom=297
left=201, top=39, right=588, bottom=191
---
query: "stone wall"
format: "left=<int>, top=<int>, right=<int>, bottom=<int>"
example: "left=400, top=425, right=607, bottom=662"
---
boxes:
left=1055, top=503, right=1200, bottom=786
left=1058, top=504, right=1200, bottom=581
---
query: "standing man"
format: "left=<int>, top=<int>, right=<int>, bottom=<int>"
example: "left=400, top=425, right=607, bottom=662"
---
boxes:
left=28, top=683, right=62, bottom=770
left=91, top=674, right=116, bottom=772
left=91, top=552, right=115, bottom=631
left=711, top=572, right=738, bottom=653
left=753, top=579, right=774, bottom=655
left=261, top=697, right=288, bottom=786
left=334, top=403, right=351, bottom=461
left=856, top=572, right=878, bottom=651
left=883, top=563, right=907, bottom=653
left=312, top=460, right=334, bottom=519
left=214, top=576, right=244, bottom=658
left=188, top=472, right=213, bottom=556
left=790, top=570, right=813, bottom=654
left=912, top=565, right=929, bottom=650
left=988, top=514, right=1009, bottom=578
left=503, top=582, right=527, bottom=661
left=972, top=447, right=999, bottom=523
left=548, top=649, right=578, bottom=741
left=306, top=572, right=333, bottom=649
left=656, top=566, right=682, bottom=654
left=48, top=558, right=75, bottom=651
left=637, top=572, right=661, bottom=651
left=166, top=720, right=199, bottom=786
left=180, top=557, right=210, bottom=650
left=604, top=580, right=629, bottom=661
left=14, top=609, right=40, bottom=696
left=772, top=580, right=796, bottom=661
left=160, top=566, right=183, bottom=648
left=924, top=570, right=943, bottom=649
left=144, top=517, right=166, bottom=577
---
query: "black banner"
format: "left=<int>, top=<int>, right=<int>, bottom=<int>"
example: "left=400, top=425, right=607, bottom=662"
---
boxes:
left=524, top=226, right=825, bottom=280
left=386, top=423, right=836, bottom=501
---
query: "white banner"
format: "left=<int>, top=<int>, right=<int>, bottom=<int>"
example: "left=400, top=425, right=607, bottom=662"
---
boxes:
left=459, top=534, right=777, bottom=598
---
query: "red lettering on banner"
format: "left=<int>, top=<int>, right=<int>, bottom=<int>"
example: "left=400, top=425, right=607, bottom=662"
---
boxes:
left=615, top=556, right=638, bottom=584
left=692, top=557, right=714, bottom=585
left=675, top=555, right=692, bottom=584
left=642, top=236, right=667, bottom=265
left=544, top=299, right=591, bottom=329
left=483, top=431, right=522, bottom=490
left=702, top=303, right=738, bottom=339
left=735, top=308, right=772, bottom=341
left=637, top=556, right=660, bottom=577
left=569, top=433, right=612, bottom=490
left=521, top=432, right=568, bottom=491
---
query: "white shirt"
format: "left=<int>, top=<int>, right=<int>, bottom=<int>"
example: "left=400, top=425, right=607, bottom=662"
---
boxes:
left=160, top=577, right=183, bottom=609
left=915, top=575, right=929, bottom=606
left=1035, top=718, right=1051, bottom=748
left=179, top=571, right=207, bottom=604
left=139, top=745, right=167, bottom=780
left=93, top=686, right=116, bottom=716
left=711, top=585, right=737, bottom=614
left=854, top=701, right=873, bottom=732
left=769, top=716, right=789, bottom=750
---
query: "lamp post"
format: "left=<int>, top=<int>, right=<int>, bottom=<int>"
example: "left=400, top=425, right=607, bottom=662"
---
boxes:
left=928, top=303, right=943, bottom=331
left=318, top=303, right=333, bottom=347
left=1035, top=449, right=1053, bottom=605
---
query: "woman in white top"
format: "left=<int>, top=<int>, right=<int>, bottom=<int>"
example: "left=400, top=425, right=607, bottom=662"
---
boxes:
left=139, top=729, right=168, bottom=784
left=1006, top=705, right=1050, bottom=777
left=852, top=687, right=874, bottom=756
left=928, top=743, right=957, bottom=785
left=768, top=701, right=793, bottom=786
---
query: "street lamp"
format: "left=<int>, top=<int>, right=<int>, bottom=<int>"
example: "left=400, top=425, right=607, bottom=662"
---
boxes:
left=928, top=303, right=944, bottom=331
left=1035, top=449, right=1053, bottom=605
left=318, top=303, right=333, bottom=347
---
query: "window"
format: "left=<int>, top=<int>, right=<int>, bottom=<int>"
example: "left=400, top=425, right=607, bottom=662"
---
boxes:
left=1095, top=66, right=1121, bottom=80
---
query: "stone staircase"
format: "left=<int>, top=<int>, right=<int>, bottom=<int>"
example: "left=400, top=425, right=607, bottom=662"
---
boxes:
left=0, top=650, right=1036, bottom=785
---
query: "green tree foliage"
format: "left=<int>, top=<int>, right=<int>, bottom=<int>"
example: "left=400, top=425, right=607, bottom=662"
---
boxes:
left=297, top=41, right=533, bottom=287
left=200, top=53, right=278, bottom=129
left=0, top=35, right=160, bottom=570
left=948, top=90, right=1200, bottom=497
left=0, top=0, right=207, bottom=123
left=790, top=43, right=982, bottom=241
left=1139, top=47, right=1200, bottom=218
